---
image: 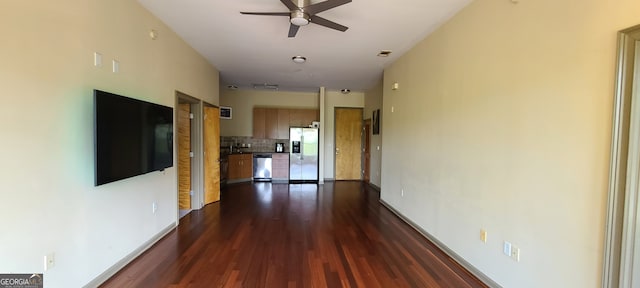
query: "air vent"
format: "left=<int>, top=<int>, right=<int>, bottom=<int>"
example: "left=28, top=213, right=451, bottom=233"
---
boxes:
left=252, top=83, right=279, bottom=90
left=377, top=50, right=392, bottom=57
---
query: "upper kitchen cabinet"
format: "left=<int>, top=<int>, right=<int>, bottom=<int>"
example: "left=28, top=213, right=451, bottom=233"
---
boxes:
left=289, top=109, right=318, bottom=127
left=252, top=107, right=266, bottom=139
left=277, top=109, right=290, bottom=139
left=253, top=107, right=319, bottom=139
left=265, top=109, right=279, bottom=139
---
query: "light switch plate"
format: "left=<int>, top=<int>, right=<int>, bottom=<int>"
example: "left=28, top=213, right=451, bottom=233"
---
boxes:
left=112, top=60, right=119, bottom=73
left=503, top=241, right=511, bottom=256
left=94, top=52, right=102, bottom=67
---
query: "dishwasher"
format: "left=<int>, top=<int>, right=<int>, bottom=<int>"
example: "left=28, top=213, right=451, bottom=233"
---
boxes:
left=253, top=154, right=272, bottom=181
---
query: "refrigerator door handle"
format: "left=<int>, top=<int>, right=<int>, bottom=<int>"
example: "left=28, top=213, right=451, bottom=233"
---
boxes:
left=300, top=135, right=304, bottom=160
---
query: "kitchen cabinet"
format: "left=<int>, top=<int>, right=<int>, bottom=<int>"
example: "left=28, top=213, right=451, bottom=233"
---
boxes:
left=289, top=109, right=318, bottom=127
left=252, top=108, right=266, bottom=139
left=272, top=153, right=289, bottom=181
left=265, top=109, right=279, bottom=139
left=253, top=108, right=279, bottom=139
left=253, top=107, right=319, bottom=139
left=277, top=109, right=290, bottom=139
left=228, top=153, right=253, bottom=182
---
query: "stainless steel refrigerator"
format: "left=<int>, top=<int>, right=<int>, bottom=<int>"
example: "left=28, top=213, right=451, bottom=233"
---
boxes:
left=289, top=127, right=319, bottom=183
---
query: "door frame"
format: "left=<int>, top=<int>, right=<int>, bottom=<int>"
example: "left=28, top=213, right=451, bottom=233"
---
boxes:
left=604, top=24, right=640, bottom=288
left=175, top=91, right=204, bottom=221
left=362, top=119, right=371, bottom=183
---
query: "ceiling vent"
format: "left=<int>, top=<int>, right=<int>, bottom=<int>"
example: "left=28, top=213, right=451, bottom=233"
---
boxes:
left=252, top=83, right=279, bottom=90
left=377, top=50, right=392, bottom=57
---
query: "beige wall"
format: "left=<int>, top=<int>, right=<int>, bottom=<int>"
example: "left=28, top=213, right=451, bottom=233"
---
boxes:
left=382, top=0, right=640, bottom=287
left=0, top=0, right=218, bottom=287
left=365, top=80, right=383, bottom=188
left=219, top=89, right=319, bottom=136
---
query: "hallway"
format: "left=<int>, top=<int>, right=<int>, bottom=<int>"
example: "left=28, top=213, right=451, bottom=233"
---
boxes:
left=102, top=182, right=486, bottom=287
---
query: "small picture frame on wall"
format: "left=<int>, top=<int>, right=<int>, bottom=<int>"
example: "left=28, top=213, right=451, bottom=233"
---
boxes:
left=373, top=109, right=380, bottom=135
left=220, top=106, right=232, bottom=119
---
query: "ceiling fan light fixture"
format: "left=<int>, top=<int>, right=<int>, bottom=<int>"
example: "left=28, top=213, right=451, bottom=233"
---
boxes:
left=290, top=11, right=310, bottom=26
left=292, top=56, right=307, bottom=64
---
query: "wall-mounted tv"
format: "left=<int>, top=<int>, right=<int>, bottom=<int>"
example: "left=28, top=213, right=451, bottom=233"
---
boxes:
left=94, top=89, right=173, bottom=186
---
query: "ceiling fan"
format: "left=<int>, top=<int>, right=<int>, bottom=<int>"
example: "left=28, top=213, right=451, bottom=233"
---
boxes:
left=240, top=0, right=351, bottom=38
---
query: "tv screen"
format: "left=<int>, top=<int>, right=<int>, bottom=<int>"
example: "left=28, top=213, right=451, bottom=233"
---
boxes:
left=94, top=89, right=173, bottom=186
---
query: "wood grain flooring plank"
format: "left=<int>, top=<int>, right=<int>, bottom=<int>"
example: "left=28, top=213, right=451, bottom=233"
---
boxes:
left=101, top=181, right=488, bottom=288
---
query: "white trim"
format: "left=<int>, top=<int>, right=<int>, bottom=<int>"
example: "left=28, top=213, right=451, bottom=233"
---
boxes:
left=604, top=25, right=640, bottom=288
left=379, top=199, right=501, bottom=288
left=620, top=42, right=640, bottom=288
left=84, top=223, right=176, bottom=287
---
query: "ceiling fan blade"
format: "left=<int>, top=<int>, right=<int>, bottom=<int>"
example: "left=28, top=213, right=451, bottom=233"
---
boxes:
left=240, top=12, right=291, bottom=16
left=304, top=0, right=351, bottom=15
left=280, top=0, right=299, bottom=11
left=288, top=24, right=300, bottom=38
left=310, top=15, right=348, bottom=32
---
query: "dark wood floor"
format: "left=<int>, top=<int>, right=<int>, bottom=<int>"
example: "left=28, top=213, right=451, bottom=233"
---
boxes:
left=101, top=181, right=487, bottom=288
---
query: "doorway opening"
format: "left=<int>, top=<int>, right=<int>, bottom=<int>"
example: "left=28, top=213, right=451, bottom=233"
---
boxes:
left=176, top=92, right=203, bottom=219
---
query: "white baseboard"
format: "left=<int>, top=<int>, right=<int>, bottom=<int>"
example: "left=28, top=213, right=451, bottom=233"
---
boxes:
left=368, top=183, right=381, bottom=191
left=83, top=223, right=176, bottom=288
left=379, top=199, right=501, bottom=288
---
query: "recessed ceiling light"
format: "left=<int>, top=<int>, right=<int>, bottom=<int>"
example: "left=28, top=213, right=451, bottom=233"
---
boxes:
left=292, top=56, right=307, bottom=64
left=341, top=89, right=351, bottom=94
left=227, top=85, right=238, bottom=90
left=377, top=50, right=392, bottom=57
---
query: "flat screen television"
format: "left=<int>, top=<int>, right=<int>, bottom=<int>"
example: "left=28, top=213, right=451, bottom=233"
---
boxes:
left=94, top=89, right=173, bottom=186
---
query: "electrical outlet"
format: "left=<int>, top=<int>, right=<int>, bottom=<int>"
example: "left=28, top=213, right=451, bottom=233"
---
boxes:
left=511, top=246, right=520, bottom=262
left=44, top=253, right=55, bottom=271
left=480, top=229, right=487, bottom=243
left=401, top=189, right=404, bottom=197
left=152, top=202, right=157, bottom=214
left=503, top=241, right=511, bottom=256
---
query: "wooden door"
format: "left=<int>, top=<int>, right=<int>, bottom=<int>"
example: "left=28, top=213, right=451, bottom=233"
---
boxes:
left=363, top=119, right=371, bottom=183
left=335, top=108, right=362, bottom=180
left=204, top=106, right=220, bottom=204
left=178, top=103, right=191, bottom=210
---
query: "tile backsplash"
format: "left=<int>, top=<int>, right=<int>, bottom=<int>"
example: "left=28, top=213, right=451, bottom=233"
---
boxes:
left=221, top=136, right=289, bottom=153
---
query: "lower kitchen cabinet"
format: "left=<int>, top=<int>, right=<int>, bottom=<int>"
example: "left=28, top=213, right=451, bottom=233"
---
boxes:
left=272, top=153, right=289, bottom=182
left=228, top=154, right=253, bottom=183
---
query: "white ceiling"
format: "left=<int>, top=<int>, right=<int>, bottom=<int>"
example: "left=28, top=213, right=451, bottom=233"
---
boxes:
left=137, top=0, right=472, bottom=92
